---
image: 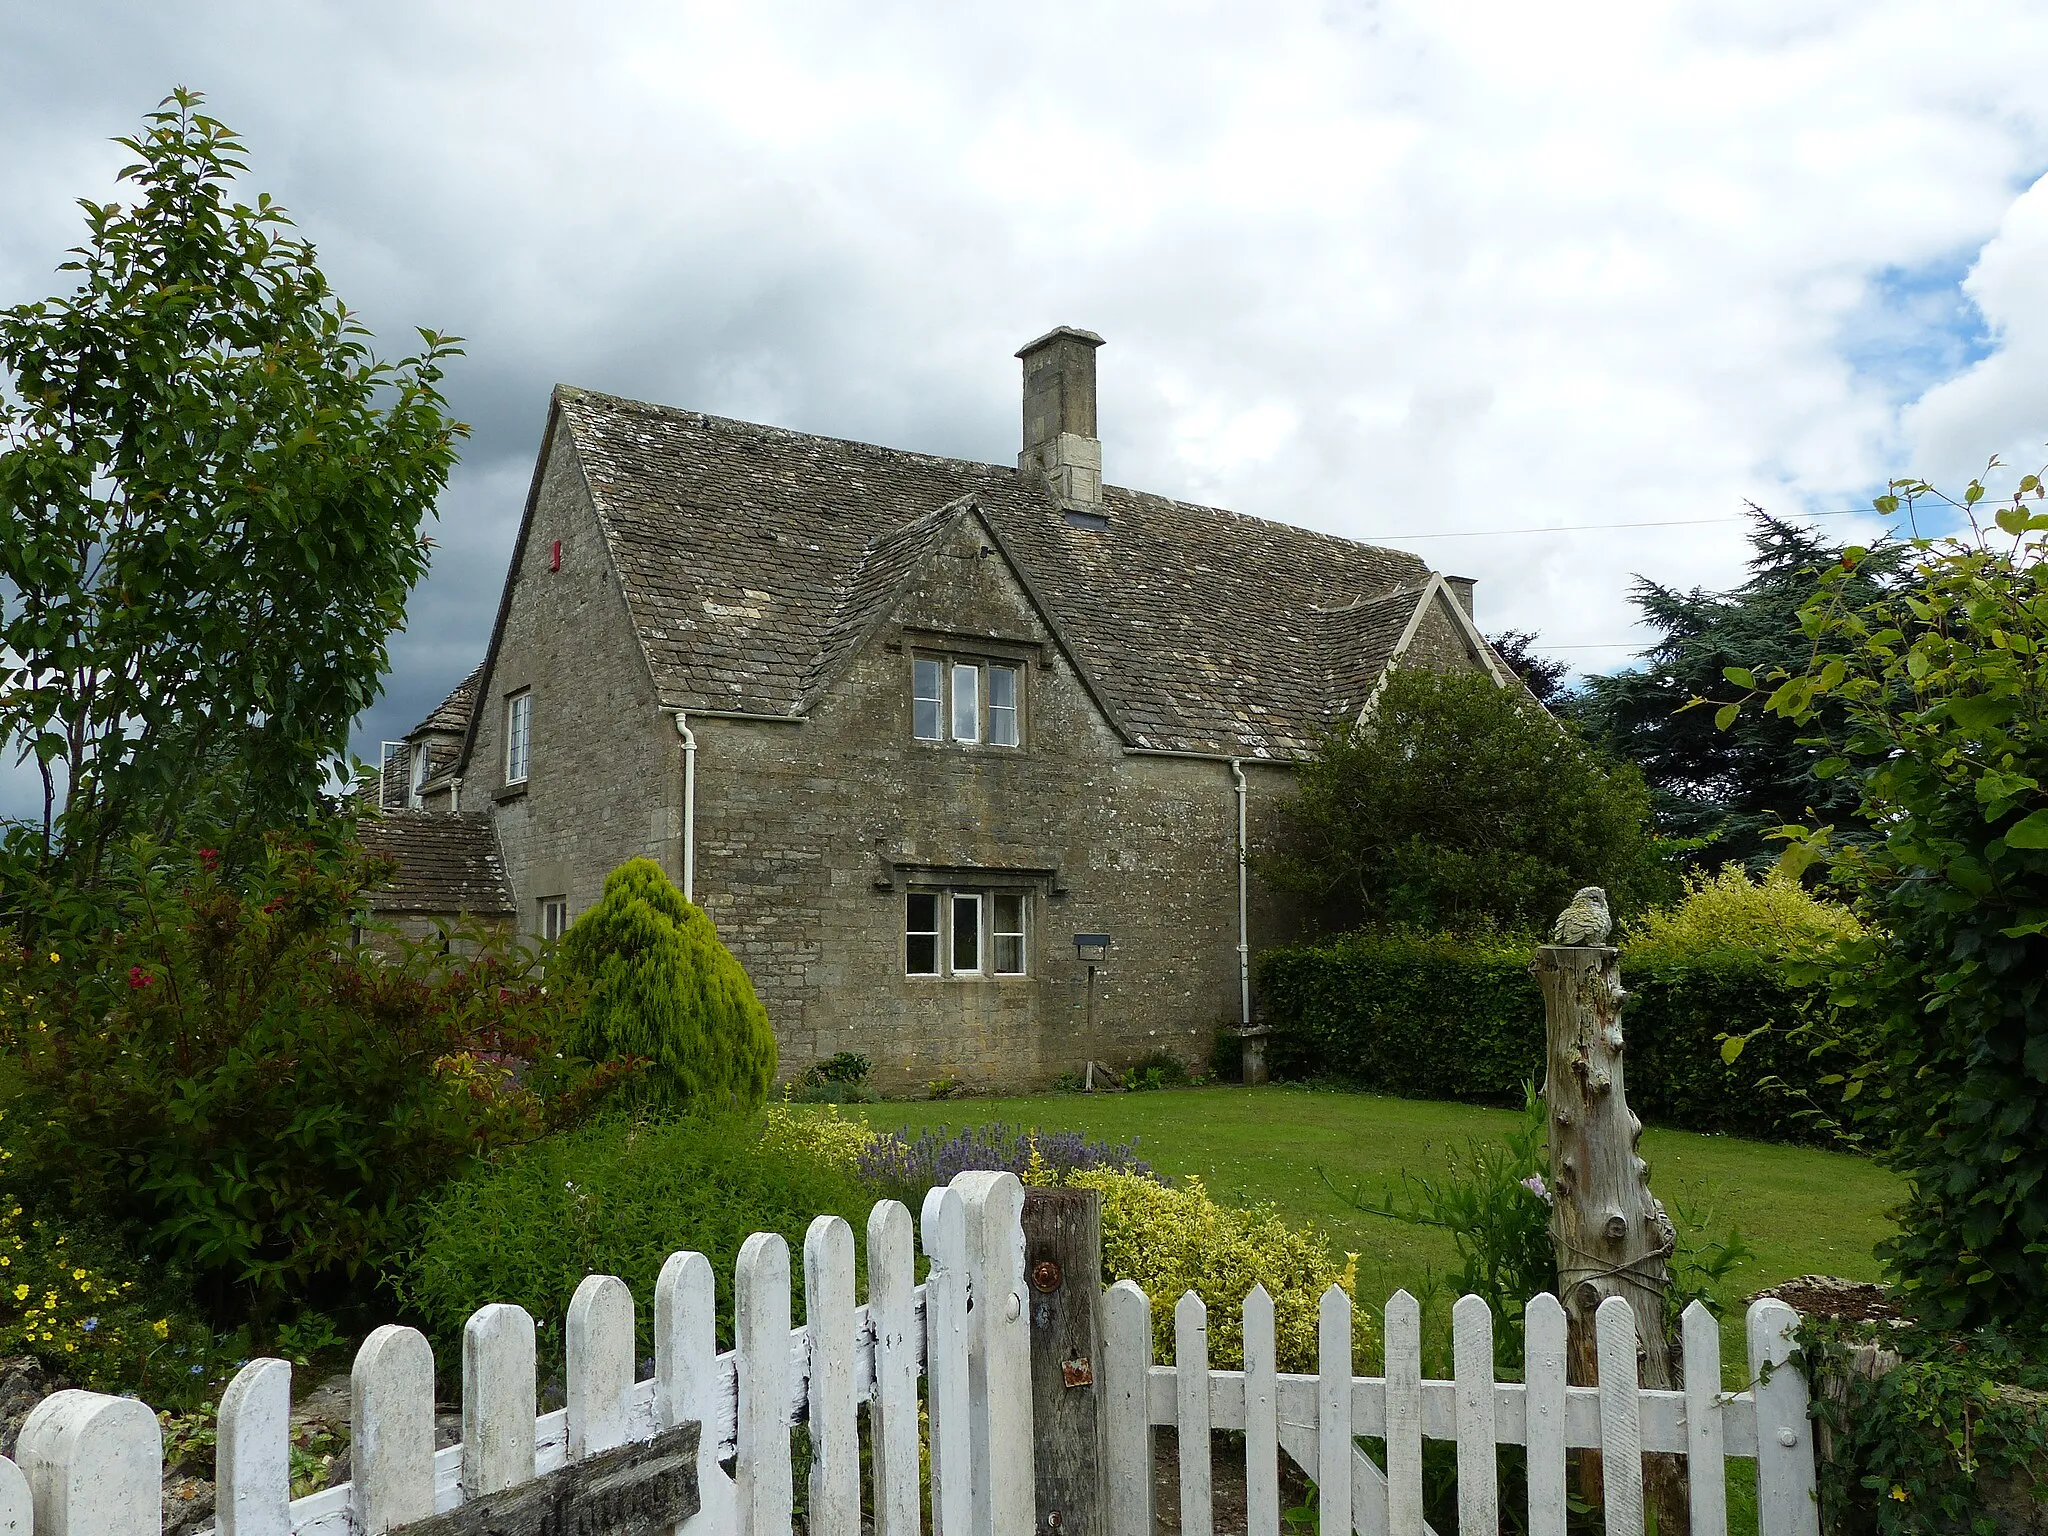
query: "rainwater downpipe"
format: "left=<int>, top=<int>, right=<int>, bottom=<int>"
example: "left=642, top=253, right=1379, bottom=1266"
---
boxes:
left=672, top=710, right=697, bottom=902
left=1229, top=758, right=1251, bottom=1030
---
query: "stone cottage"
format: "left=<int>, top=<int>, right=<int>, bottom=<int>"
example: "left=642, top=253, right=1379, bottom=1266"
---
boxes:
left=382, top=328, right=1513, bottom=1091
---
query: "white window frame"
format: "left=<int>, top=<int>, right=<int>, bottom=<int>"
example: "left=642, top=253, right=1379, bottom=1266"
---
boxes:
left=409, top=743, right=431, bottom=809
left=912, top=657, right=944, bottom=741
left=992, top=889, right=1027, bottom=975
left=951, top=662, right=981, bottom=744
left=904, top=887, right=1030, bottom=978
left=505, top=690, right=532, bottom=784
left=950, top=890, right=983, bottom=974
left=540, top=896, right=569, bottom=942
left=910, top=652, right=1025, bottom=749
left=906, top=891, right=942, bottom=976
left=988, top=664, right=1020, bottom=747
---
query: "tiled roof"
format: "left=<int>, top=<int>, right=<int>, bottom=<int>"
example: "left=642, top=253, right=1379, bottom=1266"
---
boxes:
left=557, top=386, right=1446, bottom=760
left=357, top=811, right=516, bottom=917
left=1316, top=584, right=1430, bottom=720
left=412, top=666, right=482, bottom=737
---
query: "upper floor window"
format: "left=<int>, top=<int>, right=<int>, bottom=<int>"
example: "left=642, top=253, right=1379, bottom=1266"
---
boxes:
left=540, top=896, right=569, bottom=942
left=409, top=743, right=431, bottom=809
left=912, top=655, right=1023, bottom=748
left=505, top=691, right=532, bottom=784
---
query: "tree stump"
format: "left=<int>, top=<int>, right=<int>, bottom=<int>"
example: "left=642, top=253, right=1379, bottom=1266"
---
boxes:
left=1535, top=944, right=1687, bottom=1528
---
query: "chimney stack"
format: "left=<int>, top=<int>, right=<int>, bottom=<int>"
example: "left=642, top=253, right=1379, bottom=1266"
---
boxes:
left=1016, top=326, right=1105, bottom=507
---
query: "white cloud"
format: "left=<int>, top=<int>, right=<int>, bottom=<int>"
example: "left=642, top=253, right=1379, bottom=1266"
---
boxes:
left=4, top=0, right=2048, bottom=820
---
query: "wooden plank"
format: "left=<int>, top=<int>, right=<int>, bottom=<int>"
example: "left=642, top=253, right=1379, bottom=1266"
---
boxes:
left=806, top=1215, right=861, bottom=1536
left=658, top=1250, right=738, bottom=1536
left=736, top=1232, right=793, bottom=1536
left=1450, top=1296, right=1496, bottom=1536
left=867, top=1200, right=922, bottom=1536
left=463, top=1304, right=538, bottom=1498
left=1681, top=1303, right=1727, bottom=1536
left=1318, top=1286, right=1354, bottom=1536
left=1595, top=1297, right=1644, bottom=1536
left=1176, top=1291, right=1213, bottom=1536
left=1102, top=1280, right=1155, bottom=1536
left=1746, top=1299, right=1817, bottom=1536
left=388, top=1420, right=700, bottom=1536
left=952, top=1171, right=1035, bottom=1536
left=353, top=1324, right=438, bottom=1533
left=1023, top=1186, right=1107, bottom=1536
left=15, top=1389, right=161, bottom=1536
left=1524, top=1294, right=1568, bottom=1536
left=1384, top=1291, right=1423, bottom=1536
left=924, top=1186, right=973, bottom=1536
left=218, top=1356, right=292, bottom=1536
left=1242, top=1285, right=1279, bottom=1536
left=568, top=1275, right=637, bottom=1462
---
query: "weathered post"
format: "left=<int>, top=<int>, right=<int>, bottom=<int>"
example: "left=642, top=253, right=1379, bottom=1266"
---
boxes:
left=1534, top=887, right=1686, bottom=1528
left=1022, top=1186, right=1107, bottom=1536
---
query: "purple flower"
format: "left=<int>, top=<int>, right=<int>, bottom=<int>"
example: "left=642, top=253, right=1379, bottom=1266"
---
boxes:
left=80, top=1317, right=98, bottom=1332
left=1520, top=1174, right=1551, bottom=1204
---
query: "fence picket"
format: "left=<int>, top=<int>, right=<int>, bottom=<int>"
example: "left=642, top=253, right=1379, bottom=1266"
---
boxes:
left=462, top=1302, right=537, bottom=1498
left=1523, top=1294, right=1568, bottom=1536
left=351, top=1324, right=436, bottom=1534
left=923, top=1186, right=972, bottom=1536
left=867, top=1200, right=922, bottom=1536
left=1681, top=1303, right=1727, bottom=1536
left=1102, top=1280, right=1154, bottom=1536
left=1175, top=1291, right=1213, bottom=1536
left=951, top=1172, right=1034, bottom=1536
left=218, top=1357, right=293, bottom=1535
left=807, top=1215, right=861, bottom=1536
left=1747, top=1299, right=1818, bottom=1536
left=1451, top=1296, right=1496, bottom=1536
left=657, top=1250, right=738, bottom=1536
left=1317, top=1285, right=1354, bottom=1536
left=567, top=1275, right=636, bottom=1461
left=1384, top=1290, right=1424, bottom=1536
left=16, top=1390, right=160, bottom=1536
left=1595, top=1297, right=1645, bottom=1536
left=737, top=1231, right=795, bottom=1536
left=1243, top=1285, right=1279, bottom=1536
left=0, top=1456, right=25, bottom=1536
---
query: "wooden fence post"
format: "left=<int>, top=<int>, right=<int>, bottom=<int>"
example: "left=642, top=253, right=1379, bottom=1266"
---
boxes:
left=1535, top=939, right=1686, bottom=1529
left=16, top=1390, right=160, bottom=1536
left=1023, top=1186, right=1106, bottom=1536
left=217, top=1356, right=293, bottom=1535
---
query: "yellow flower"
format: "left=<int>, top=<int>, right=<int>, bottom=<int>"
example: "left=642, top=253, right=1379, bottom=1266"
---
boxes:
left=47, top=953, right=58, bottom=964
left=70, top=1269, right=84, bottom=1282
left=152, top=1319, right=169, bottom=1339
left=11, top=1284, right=25, bottom=1301
left=1891, top=1488, right=1909, bottom=1503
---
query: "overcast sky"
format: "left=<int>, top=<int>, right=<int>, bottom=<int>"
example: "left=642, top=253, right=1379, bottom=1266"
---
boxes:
left=5, top=1, right=2048, bottom=815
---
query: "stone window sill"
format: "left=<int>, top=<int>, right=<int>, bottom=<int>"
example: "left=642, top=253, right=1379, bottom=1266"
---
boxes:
left=494, top=782, right=529, bottom=804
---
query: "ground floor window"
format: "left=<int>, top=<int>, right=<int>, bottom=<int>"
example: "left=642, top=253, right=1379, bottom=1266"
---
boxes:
left=906, top=887, right=1029, bottom=977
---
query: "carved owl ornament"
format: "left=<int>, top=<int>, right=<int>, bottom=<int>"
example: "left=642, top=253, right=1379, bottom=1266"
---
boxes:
left=1549, top=886, right=1612, bottom=946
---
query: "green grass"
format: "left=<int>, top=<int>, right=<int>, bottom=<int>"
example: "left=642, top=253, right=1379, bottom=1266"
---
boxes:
left=847, top=1084, right=1901, bottom=1314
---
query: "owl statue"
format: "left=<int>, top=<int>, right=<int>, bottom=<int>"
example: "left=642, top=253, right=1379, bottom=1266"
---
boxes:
left=1549, top=886, right=1612, bottom=946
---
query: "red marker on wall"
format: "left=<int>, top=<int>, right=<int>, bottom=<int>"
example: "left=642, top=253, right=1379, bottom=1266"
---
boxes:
left=550, top=539, right=562, bottom=571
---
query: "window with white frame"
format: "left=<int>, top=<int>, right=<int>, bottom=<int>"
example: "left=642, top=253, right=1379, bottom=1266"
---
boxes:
left=540, top=896, right=569, bottom=942
left=911, top=654, right=1024, bottom=748
left=905, top=887, right=1029, bottom=977
left=505, top=691, right=532, bottom=783
left=409, top=743, right=431, bottom=808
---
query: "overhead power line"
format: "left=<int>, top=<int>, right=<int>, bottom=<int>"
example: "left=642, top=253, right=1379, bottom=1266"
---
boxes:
left=1361, top=506, right=1892, bottom=541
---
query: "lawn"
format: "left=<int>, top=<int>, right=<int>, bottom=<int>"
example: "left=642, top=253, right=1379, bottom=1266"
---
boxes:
left=847, top=1084, right=1901, bottom=1319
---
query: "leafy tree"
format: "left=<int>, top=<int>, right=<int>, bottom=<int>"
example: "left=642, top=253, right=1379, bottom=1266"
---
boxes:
left=1568, top=511, right=1903, bottom=871
left=1270, top=665, right=1672, bottom=934
left=1735, top=465, right=2048, bottom=1336
left=1484, top=629, right=1569, bottom=705
left=0, top=90, right=464, bottom=901
left=559, top=858, right=779, bottom=1112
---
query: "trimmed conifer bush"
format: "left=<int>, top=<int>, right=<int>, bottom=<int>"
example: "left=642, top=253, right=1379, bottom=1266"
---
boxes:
left=559, top=858, right=778, bottom=1111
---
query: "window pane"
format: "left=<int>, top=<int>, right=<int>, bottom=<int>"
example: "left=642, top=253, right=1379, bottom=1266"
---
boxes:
left=907, top=892, right=940, bottom=975
left=952, top=663, right=980, bottom=742
left=952, top=892, right=981, bottom=972
left=993, top=891, right=1025, bottom=974
left=989, top=665, right=1019, bottom=747
left=913, top=659, right=943, bottom=741
left=506, top=694, right=531, bottom=782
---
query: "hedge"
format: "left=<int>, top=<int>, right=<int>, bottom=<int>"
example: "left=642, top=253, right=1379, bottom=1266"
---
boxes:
left=1257, top=932, right=1844, bottom=1142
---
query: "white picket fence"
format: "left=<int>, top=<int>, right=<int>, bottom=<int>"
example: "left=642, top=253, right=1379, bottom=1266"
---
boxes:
left=1, top=1173, right=1037, bottom=1536
left=1102, top=1282, right=1818, bottom=1536
left=0, top=1171, right=1820, bottom=1536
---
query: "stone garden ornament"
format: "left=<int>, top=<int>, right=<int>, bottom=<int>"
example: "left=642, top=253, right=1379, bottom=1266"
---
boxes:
left=1549, top=886, right=1612, bottom=946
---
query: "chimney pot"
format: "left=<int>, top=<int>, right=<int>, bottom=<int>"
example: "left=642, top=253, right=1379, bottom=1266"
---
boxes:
left=1016, top=326, right=1105, bottom=508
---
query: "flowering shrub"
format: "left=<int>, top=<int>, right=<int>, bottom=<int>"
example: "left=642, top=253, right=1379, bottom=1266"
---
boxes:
left=1621, top=862, right=1862, bottom=967
left=855, top=1121, right=1152, bottom=1202
left=761, top=1103, right=879, bottom=1177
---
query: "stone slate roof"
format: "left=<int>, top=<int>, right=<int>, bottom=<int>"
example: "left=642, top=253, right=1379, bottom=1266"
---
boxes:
left=358, top=811, right=516, bottom=917
left=412, top=666, right=482, bottom=737
left=558, top=387, right=1456, bottom=761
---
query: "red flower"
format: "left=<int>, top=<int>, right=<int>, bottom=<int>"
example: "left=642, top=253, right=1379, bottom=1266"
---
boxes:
left=127, top=967, right=154, bottom=989
left=197, top=848, right=220, bottom=869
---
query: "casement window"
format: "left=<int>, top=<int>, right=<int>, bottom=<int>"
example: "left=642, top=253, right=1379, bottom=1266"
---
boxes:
left=409, top=743, right=431, bottom=809
left=540, top=896, right=570, bottom=942
left=505, top=691, right=532, bottom=784
left=905, top=887, right=1029, bottom=977
left=911, top=655, right=1024, bottom=747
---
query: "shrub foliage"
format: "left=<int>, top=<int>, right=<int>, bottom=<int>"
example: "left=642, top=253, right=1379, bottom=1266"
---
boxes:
left=560, top=859, right=777, bottom=1112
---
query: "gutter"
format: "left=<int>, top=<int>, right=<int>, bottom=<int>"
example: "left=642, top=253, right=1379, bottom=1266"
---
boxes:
left=1229, top=758, right=1251, bottom=1030
left=672, top=711, right=697, bottom=902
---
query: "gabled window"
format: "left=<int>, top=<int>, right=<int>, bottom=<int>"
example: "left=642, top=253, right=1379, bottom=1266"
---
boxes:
left=505, top=691, right=532, bottom=784
left=911, top=654, right=1024, bottom=748
left=906, top=887, right=1029, bottom=978
left=409, top=743, right=431, bottom=809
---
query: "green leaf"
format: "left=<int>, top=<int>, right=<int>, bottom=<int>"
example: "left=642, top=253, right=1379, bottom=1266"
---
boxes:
left=1722, top=666, right=1756, bottom=690
left=1997, top=504, right=2029, bottom=535
left=2005, top=810, right=2048, bottom=850
left=1714, top=703, right=1739, bottom=731
left=1720, top=1036, right=1746, bottom=1065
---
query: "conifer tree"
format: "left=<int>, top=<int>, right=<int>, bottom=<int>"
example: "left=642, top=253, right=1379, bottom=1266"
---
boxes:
left=558, top=858, right=777, bottom=1112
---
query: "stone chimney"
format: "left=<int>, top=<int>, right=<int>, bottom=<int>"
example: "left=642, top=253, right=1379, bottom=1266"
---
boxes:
left=1016, top=326, right=1105, bottom=507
